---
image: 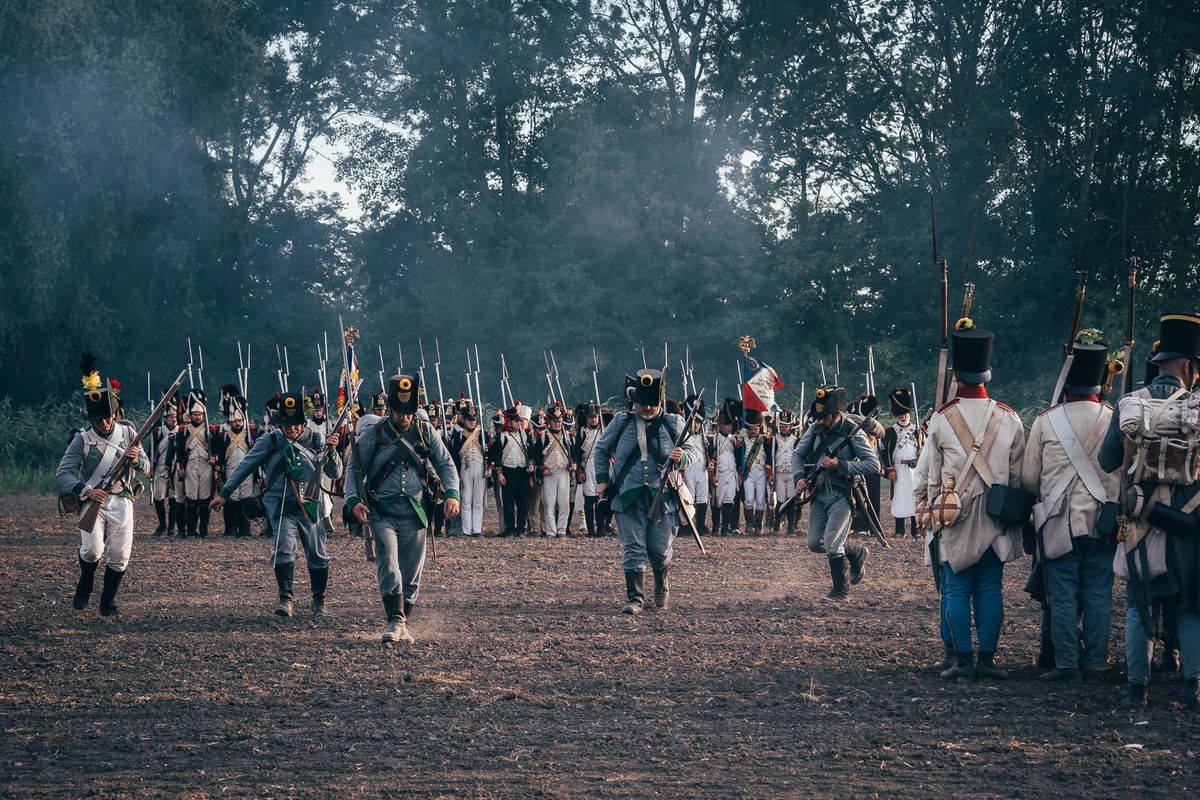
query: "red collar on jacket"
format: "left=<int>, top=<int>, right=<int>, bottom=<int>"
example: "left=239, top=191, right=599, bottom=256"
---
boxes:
left=956, top=385, right=988, bottom=399
left=1065, top=394, right=1100, bottom=403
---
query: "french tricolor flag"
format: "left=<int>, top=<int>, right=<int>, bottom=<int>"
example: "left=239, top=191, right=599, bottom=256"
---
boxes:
left=741, top=350, right=784, bottom=413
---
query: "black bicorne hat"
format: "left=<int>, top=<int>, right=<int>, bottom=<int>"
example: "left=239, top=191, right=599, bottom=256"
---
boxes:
left=626, top=369, right=665, bottom=406
left=274, top=391, right=306, bottom=425
left=744, top=408, right=763, bottom=426
left=1065, top=338, right=1109, bottom=396
left=888, top=387, right=913, bottom=417
left=684, top=394, right=705, bottom=418
left=717, top=398, right=742, bottom=425
left=951, top=319, right=994, bottom=384
left=388, top=373, right=420, bottom=414
left=1143, top=340, right=1162, bottom=386
left=853, top=395, right=879, bottom=417
left=1151, top=312, right=1200, bottom=364
left=812, top=385, right=848, bottom=417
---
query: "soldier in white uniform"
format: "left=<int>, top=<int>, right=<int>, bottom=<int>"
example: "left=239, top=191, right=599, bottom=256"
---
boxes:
left=489, top=407, right=532, bottom=536
left=882, top=387, right=923, bottom=539
left=176, top=389, right=215, bottom=538
left=215, top=385, right=256, bottom=538
left=739, top=409, right=771, bottom=535
left=1022, top=335, right=1121, bottom=683
left=681, top=396, right=710, bottom=535
left=535, top=404, right=574, bottom=537
left=771, top=410, right=799, bottom=535
left=150, top=405, right=177, bottom=536
left=305, top=389, right=337, bottom=535
left=573, top=403, right=604, bottom=536
left=56, top=355, right=149, bottom=616
left=712, top=400, right=741, bottom=535
left=914, top=320, right=1026, bottom=681
left=448, top=404, right=487, bottom=537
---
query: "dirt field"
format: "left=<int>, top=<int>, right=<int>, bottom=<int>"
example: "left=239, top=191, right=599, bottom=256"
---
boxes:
left=1, top=492, right=1197, bottom=799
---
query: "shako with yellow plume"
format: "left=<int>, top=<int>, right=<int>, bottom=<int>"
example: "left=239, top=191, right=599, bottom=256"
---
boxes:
left=80, top=352, right=119, bottom=421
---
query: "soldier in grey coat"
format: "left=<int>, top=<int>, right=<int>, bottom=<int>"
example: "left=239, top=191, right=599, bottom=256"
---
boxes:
left=212, top=390, right=342, bottom=619
left=346, top=373, right=460, bottom=645
left=56, top=354, right=149, bottom=616
left=791, top=385, right=881, bottom=602
left=594, top=369, right=704, bottom=614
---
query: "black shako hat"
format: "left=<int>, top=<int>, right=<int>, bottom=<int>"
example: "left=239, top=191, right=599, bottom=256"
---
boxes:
left=812, top=385, right=848, bottom=417
left=80, top=353, right=119, bottom=420
left=951, top=320, right=994, bottom=384
left=1065, top=339, right=1109, bottom=396
left=274, top=391, right=306, bottom=426
left=388, top=373, right=420, bottom=414
left=626, top=368, right=665, bottom=406
left=1151, top=312, right=1200, bottom=364
left=888, top=387, right=913, bottom=417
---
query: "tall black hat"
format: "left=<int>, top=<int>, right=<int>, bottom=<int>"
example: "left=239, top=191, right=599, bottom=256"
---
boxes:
left=776, top=409, right=796, bottom=427
left=717, top=398, right=742, bottom=426
left=546, top=403, right=564, bottom=422
left=388, top=373, right=420, bottom=414
left=626, top=369, right=665, bottom=406
left=1150, top=312, right=1200, bottom=364
left=274, top=391, right=306, bottom=425
left=683, top=394, right=705, bottom=418
left=585, top=401, right=600, bottom=419
left=80, top=353, right=119, bottom=420
left=310, top=388, right=327, bottom=410
left=951, top=319, right=994, bottom=384
left=1064, top=332, right=1109, bottom=396
left=220, top=384, right=248, bottom=422
left=371, top=390, right=388, bottom=411
left=812, top=385, right=848, bottom=417
left=186, top=388, right=208, bottom=416
left=888, top=387, right=914, bottom=417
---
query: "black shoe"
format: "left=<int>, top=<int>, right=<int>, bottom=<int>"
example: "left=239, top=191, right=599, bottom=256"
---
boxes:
left=98, top=567, right=125, bottom=617
left=976, top=652, right=1008, bottom=680
left=1183, top=679, right=1199, bottom=711
left=1081, top=668, right=1107, bottom=684
left=941, top=652, right=975, bottom=681
left=1123, top=683, right=1148, bottom=707
left=932, top=647, right=956, bottom=672
left=621, top=570, right=645, bottom=615
left=846, top=544, right=869, bottom=586
left=274, top=562, right=295, bottom=617
left=1039, top=666, right=1079, bottom=682
left=309, top=567, right=329, bottom=618
left=1036, top=639, right=1056, bottom=671
left=652, top=568, right=670, bottom=609
left=73, top=557, right=99, bottom=610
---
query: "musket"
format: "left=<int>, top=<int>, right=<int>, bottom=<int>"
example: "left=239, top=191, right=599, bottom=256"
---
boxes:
left=79, top=370, right=187, bottom=533
left=550, top=350, right=566, bottom=409
left=1050, top=267, right=1088, bottom=404
left=398, top=343, right=404, bottom=374
left=433, top=343, right=447, bottom=435
left=283, top=347, right=291, bottom=392
left=146, top=371, right=152, bottom=413
left=834, top=344, right=840, bottom=387
left=1120, top=190, right=1137, bottom=395
left=932, top=191, right=951, bottom=410
left=378, top=344, right=387, bottom=393
left=276, top=344, right=285, bottom=392
left=473, top=344, right=483, bottom=421
left=187, top=338, right=195, bottom=390
left=820, top=360, right=827, bottom=384
left=647, top=390, right=707, bottom=553
left=303, top=324, right=360, bottom=505
left=592, top=347, right=606, bottom=432
left=777, top=409, right=880, bottom=516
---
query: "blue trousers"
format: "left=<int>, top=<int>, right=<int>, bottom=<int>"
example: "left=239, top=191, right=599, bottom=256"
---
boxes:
left=806, top=489, right=853, bottom=557
left=1126, top=602, right=1200, bottom=686
left=1045, top=536, right=1115, bottom=670
left=614, top=493, right=676, bottom=573
left=272, top=511, right=330, bottom=569
left=944, top=547, right=1004, bottom=654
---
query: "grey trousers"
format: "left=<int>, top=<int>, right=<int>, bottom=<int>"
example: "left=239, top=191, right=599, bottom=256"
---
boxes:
left=806, top=489, right=853, bottom=557
left=273, top=511, right=330, bottom=569
left=614, top=492, right=676, bottom=573
left=371, top=505, right=427, bottom=604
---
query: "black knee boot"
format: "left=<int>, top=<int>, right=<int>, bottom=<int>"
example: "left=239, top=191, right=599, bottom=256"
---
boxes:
left=652, top=568, right=670, bottom=609
left=584, top=496, right=597, bottom=536
left=909, top=517, right=919, bottom=539
left=184, top=500, right=198, bottom=537
left=694, top=503, right=708, bottom=535
left=621, top=570, right=645, bottom=614
left=153, top=500, right=167, bottom=535
left=222, top=501, right=236, bottom=536
left=846, top=543, right=870, bottom=585
left=786, top=504, right=798, bottom=536
left=170, top=500, right=184, bottom=537
left=821, top=556, right=849, bottom=603
left=198, top=503, right=210, bottom=538
left=98, top=567, right=125, bottom=616
left=309, top=567, right=329, bottom=618
left=274, top=562, right=295, bottom=617
left=73, top=557, right=99, bottom=610
left=895, top=517, right=906, bottom=539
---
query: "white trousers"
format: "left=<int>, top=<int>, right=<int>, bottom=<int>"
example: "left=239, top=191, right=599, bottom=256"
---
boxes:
left=541, top=469, right=571, bottom=536
left=715, top=455, right=738, bottom=505
left=683, top=458, right=709, bottom=504
left=743, top=468, right=768, bottom=511
left=460, top=460, right=486, bottom=534
left=185, top=460, right=213, bottom=501
left=79, top=495, right=133, bottom=572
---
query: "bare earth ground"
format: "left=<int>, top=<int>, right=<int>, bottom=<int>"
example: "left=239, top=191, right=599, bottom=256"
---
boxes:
left=1, top=492, right=1197, bottom=799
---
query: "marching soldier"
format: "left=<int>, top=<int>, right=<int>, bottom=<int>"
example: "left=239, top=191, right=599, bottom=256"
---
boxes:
left=212, top=390, right=342, bottom=618
left=345, top=373, right=460, bottom=644
left=534, top=403, right=574, bottom=538
left=447, top=403, right=487, bottom=537
left=846, top=395, right=886, bottom=540
left=563, top=407, right=580, bottom=534
left=150, top=403, right=177, bottom=536
left=712, top=400, right=741, bottom=535
left=1099, top=311, right=1200, bottom=708
left=882, top=387, right=923, bottom=539
left=740, top=409, right=772, bottom=535
left=573, top=402, right=605, bottom=537
left=489, top=407, right=532, bottom=536
left=176, top=389, right=216, bottom=538
left=528, top=410, right=547, bottom=535
left=791, top=386, right=879, bottom=602
left=305, top=390, right=337, bottom=535
left=681, top=396, right=710, bottom=535
left=1022, top=333, right=1120, bottom=683
left=771, top=410, right=799, bottom=535
left=914, top=320, right=1026, bottom=681
left=594, top=369, right=704, bottom=614
left=214, top=386, right=256, bottom=538
left=57, top=356, right=150, bottom=616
